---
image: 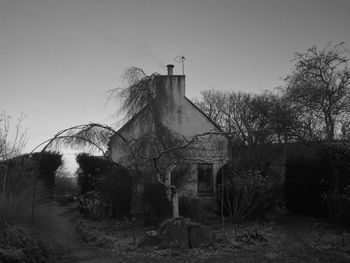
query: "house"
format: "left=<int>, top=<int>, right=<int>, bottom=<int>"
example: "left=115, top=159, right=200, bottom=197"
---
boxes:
left=107, top=65, right=230, bottom=205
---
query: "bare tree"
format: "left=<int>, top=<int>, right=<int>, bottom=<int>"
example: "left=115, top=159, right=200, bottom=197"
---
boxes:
left=194, top=90, right=297, bottom=145
left=0, top=112, right=27, bottom=161
left=264, top=91, right=300, bottom=143
left=192, top=90, right=226, bottom=128
left=283, top=42, right=350, bottom=141
left=0, top=112, right=28, bottom=198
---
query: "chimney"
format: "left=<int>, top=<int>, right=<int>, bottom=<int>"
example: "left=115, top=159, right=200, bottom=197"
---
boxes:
left=166, top=64, right=174, bottom=75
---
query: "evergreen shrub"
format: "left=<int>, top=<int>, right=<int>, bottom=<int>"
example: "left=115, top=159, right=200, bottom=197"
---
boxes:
left=0, top=152, right=62, bottom=201
left=284, top=156, right=329, bottom=216
left=34, top=152, right=62, bottom=186
left=76, top=153, right=132, bottom=219
left=1, top=152, right=62, bottom=188
left=322, top=143, right=350, bottom=225
left=284, top=143, right=350, bottom=223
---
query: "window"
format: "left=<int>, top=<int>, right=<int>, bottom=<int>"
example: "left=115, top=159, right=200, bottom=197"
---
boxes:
left=197, top=163, right=213, bottom=194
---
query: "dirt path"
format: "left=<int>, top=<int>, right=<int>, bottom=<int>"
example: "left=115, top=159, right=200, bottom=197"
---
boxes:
left=52, top=204, right=118, bottom=263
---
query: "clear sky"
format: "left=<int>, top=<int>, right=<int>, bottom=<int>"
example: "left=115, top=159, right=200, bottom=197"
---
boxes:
left=1, top=0, right=349, bottom=172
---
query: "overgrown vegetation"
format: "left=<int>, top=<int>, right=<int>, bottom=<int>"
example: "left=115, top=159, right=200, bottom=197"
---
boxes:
left=76, top=153, right=132, bottom=219
left=0, top=150, right=65, bottom=262
left=141, top=182, right=171, bottom=224
left=285, top=143, right=350, bottom=228
left=1, top=39, right=349, bottom=262
left=322, top=143, right=350, bottom=227
left=193, top=42, right=350, bottom=233
left=1, top=152, right=62, bottom=191
left=195, top=42, right=350, bottom=144
left=218, top=161, right=273, bottom=222
left=285, top=155, right=328, bottom=217
left=0, top=225, right=62, bottom=263
left=0, top=152, right=62, bottom=225
left=179, top=196, right=212, bottom=223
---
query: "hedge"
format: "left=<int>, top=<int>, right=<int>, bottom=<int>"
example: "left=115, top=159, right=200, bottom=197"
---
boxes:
left=284, top=156, right=330, bottom=216
left=76, top=153, right=132, bottom=219
left=0, top=151, right=62, bottom=189
left=285, top=143, right=350, bottom=223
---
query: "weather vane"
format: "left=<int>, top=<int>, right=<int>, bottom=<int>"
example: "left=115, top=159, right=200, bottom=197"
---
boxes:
left=174, top=56, right=185, bottom=75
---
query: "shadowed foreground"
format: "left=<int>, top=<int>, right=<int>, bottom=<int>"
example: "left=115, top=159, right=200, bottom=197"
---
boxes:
left=54, top=203, right=350, bottom=263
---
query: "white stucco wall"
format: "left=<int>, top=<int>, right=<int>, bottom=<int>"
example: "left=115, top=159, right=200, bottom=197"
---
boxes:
left=108, top=114, right=150, bottom=164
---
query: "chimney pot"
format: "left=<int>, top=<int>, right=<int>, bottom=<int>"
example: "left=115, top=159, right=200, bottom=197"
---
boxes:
left=166, top=64, right=174, bottom=75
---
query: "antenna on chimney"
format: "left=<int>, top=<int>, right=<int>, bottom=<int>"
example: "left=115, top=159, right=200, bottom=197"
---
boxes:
left=174, top=56, right=185, bottom=75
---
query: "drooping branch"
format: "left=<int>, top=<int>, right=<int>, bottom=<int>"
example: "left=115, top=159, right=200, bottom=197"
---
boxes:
left=29, top=123, right=139, bottom=165
left=30, top=135, right=109, bottom=158
left=107, top=67, right=160, bottom=121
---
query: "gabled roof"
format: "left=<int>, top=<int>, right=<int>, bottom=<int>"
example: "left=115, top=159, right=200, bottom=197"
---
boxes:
left=111, top=96, right=225, bottom=140
left=115, top=106, right=148, bottom=134
left=184, top=97, right=225, bottom=134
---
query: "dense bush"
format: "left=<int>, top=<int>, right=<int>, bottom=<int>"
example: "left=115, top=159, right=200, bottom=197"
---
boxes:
left=98, top=166, right=132, bottom=219
left=179, top=196, right=212, bottom=222
left=0, top=152, right=62, bottom=191
left=229, top=144, right=283, bottom=175
left=322, top=143, right=350, bottom=226
left=141, top=182, right=171, bottom=223
left=76, top=153, right=104, bottom=194
left=217, top=161, right=273, bottom=221
left=79, top=191, right=106, bottom=220
left=0, top=225, right=61, bottom=263
left=285, top=143, right=350, bottom=224
left=284, top=156, right=330, bottom=216
left=76, top=153, right=132, bottom=219
left=32, top=152, right=62, bottom=189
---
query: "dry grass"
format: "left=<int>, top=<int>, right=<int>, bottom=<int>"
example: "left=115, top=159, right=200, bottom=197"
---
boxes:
left=0, top=178, right=71, bottom=252
left=1, top=184, right=33, bottom=229
left=0, top=179, right=49, bottom=228
left=69, top=214, right=350, bottom=263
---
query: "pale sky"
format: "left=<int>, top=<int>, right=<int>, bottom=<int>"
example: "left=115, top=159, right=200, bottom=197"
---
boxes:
left=1, top=0, right=349, bottom=172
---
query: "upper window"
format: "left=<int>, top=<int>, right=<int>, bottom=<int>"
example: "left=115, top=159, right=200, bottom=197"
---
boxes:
left=197, top=163, right=213, bottom=194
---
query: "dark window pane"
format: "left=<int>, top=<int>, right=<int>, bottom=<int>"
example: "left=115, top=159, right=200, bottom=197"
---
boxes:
left=198, top=163, right=213, bottom=193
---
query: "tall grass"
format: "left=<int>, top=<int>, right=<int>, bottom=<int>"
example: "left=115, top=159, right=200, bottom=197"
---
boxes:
left=0, top=184, right=34, bottom=228
left=0, top=172, right=53, bottom=226
left=1, top=180, right=75, bottom=260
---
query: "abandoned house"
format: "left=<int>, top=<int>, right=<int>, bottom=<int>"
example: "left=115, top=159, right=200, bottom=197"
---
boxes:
left=107, top=65, right=230, bottom=206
